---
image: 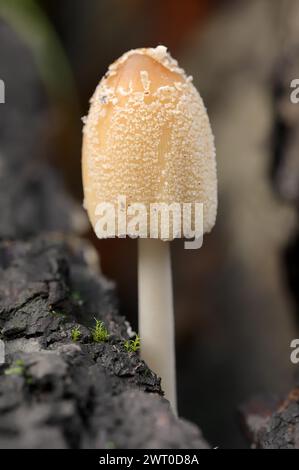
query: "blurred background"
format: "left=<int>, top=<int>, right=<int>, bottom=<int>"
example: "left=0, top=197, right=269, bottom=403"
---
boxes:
left=0, top=0, right=299, bottom=449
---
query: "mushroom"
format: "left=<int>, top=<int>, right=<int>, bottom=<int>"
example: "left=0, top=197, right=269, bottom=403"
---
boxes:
left=82, top=46, right=217, bottom=414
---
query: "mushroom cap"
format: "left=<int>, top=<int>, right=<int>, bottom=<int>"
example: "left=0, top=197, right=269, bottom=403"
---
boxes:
left=82, top=46, right=217, bottom=240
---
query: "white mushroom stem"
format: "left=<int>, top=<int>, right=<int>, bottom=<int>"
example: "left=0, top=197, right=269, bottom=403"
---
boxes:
left=138, top=238, right=177, bottom=414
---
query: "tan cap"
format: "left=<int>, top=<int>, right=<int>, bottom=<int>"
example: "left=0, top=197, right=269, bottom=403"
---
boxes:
left=82, top=46, right=217, bottom=240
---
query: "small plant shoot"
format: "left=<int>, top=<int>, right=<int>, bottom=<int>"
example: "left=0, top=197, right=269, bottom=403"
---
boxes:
left=92, top=318, right=109, bottom=343
left=71, top=326, right=81, bottom=342
left=124, top=335, right=141, bottom=353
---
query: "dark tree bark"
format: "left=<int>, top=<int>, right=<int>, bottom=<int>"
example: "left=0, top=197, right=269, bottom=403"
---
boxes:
left=241, top=387, right=299, bottom=449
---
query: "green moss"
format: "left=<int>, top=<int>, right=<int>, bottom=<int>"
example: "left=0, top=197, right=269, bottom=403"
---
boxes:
left=71, top=326, right=81, bottom=342
left=91, top=318, right=109, bottom=343
left=5, top=359, right=25, bottom=376
left=106, top=441, right=116, bottom=449
left=124, top=335, right=140, bottom=353
left=4, top=359, right=33, bottom=386
left=26, top=376, right=33, bottom=385
left=71, top=291, right=83, bottom=305
left=51, top=309, right=66, bottom=317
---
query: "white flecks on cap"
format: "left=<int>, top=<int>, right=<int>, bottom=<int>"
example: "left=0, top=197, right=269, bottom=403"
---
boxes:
left=82, top=46, right=217, bottom=240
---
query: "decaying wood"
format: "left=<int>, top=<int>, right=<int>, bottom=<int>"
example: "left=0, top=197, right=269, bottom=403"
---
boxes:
left=241, top=387, right=299, bottom=449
